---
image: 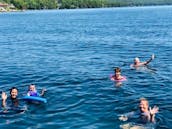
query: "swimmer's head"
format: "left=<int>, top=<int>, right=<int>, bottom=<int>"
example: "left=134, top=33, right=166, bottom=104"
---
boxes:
left=29, top=84, right=36, bottom=92
left=134, top=57, right=140, bottom=64
left=114, top=67, right=121, bottom=77
left=139, top=98, right=149, bottom=113
left=10, top=87, right=18, bottom=99
left=114, top=67, right=121, bottom=73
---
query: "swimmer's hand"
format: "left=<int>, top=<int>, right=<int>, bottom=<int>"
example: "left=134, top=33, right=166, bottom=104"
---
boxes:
left=1, top=92, right=7, bottom=108
left=40, top=88, right=47, bottom=96
left=151, top=54, right=155, bottom=60
left=42, top=88, right=47, bottom=92
left=1, top=92, right=7, bottom=100
left=111, top=77, right=115, bottom=81
left=149, top=106, right=159, bottom=115
left=119, top=115, right=128, bottom=121
left=110, top=75, right=115, bottom=81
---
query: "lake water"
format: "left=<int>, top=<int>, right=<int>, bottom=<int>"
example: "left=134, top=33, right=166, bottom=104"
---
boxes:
left=0, top=6, right=172, bottom=129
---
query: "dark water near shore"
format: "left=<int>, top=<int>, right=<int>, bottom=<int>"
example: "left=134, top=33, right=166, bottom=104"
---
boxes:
left=0, top=6, right=172, bottom=129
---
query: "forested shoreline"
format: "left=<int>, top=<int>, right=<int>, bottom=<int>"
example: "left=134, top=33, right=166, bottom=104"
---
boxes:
left=1, top=0, right=172, bottom=10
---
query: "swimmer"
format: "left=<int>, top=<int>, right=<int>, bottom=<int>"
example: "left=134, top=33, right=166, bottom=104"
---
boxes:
left=1, top=87, right=19, bottom=108
left=131, top=54, right=155, bottom=67
left=111, top=67, right=126, bottom=81
left=27, top=84, right=46, bottom=97
left=119, top=98, right=159, bottom=124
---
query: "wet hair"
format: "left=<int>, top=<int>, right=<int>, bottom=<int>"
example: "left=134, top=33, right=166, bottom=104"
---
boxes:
left=114, top=67, right=121, bottom=73
left=140, top=97, right=149, bottom=107
left=29, top=84, right=36, bottom=88
left=10, top=87, right=18, bottom=94
left=28, top=84, right=37, bottom=91
left=134, top=57, right=140, bottom=62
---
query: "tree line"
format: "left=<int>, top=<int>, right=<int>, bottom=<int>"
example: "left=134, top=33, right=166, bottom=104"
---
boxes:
left=108, top=0, right=172, bottom=6
left=0, top=0, right=58, bottom=9
left=1, top=0, right=172, bottom=10
left=59, top=0, right=119, bottom=9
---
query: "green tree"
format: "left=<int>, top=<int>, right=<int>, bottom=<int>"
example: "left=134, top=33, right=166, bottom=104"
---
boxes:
left=12, top=0, right=27, bottom=9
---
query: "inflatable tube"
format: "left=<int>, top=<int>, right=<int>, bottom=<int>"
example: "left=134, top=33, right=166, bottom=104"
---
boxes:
left=110, top=74, right=127, bottom=82
left=22, top=96, right=47, bottom=103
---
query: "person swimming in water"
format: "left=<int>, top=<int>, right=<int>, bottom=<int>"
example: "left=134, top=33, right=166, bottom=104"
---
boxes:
left=1, top=87, right=27, bottom=113
left=1, top=87, right=19, bottom=108
left=119, top=98, right=159, bottom=124
left=131, top=54, right=155, bottom=67
left=27, top=84, right=46, bottom=97
left=110, top=67, right=126, bottom=81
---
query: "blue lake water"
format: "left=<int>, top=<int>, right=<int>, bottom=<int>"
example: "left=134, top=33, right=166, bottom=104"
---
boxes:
left=0, top=6, right=172, bottom=129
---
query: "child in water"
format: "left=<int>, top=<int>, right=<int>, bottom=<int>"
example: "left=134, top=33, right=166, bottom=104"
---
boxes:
left=27, top=84, right=46, bottom=97
left=111, top=67, right=126, bottom=81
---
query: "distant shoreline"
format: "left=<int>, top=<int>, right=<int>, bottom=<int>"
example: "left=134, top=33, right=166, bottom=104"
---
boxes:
left=1, top=4, right=172, bottom=13
left=1, top=0, right=172, bottom=12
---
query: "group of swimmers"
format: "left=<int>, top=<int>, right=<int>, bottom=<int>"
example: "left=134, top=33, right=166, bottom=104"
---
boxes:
left=110, top=54, right=159, bottom=125
left=1, top=84, right=46, bottom=110
left=111, top=54, right=155, bottom=81
left=1, top=54, right=159, bottom=126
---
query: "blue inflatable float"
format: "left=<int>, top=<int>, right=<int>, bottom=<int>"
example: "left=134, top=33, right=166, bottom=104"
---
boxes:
left=22, top=96, right=47, bottom=103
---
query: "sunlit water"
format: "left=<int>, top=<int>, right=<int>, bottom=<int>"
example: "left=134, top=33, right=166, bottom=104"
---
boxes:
left=0, top=6, right=172, bottom=129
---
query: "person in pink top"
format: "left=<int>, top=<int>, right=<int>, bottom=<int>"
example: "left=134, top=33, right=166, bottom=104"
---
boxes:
left=111, top=67, right=126, bottom=81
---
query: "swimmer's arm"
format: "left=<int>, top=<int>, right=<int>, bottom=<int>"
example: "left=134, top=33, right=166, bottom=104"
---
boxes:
left=119, top=115, right=128, bottom=121
left=40, top=88, right=46, bottom=96
left=2, top=99, right=6, bottom=108
left=150, top=114, right=155, bottom=123
left=149, top=106, right=159, bottom=123
left=144, top=54, right=155, bottom=65
left=110, top=77, right=115, bottom=81
left=110, top=75, right=115, bottom=81
left=119, top=111, right=136, bottom=121
left=1, top=92, right=7, bottom=108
